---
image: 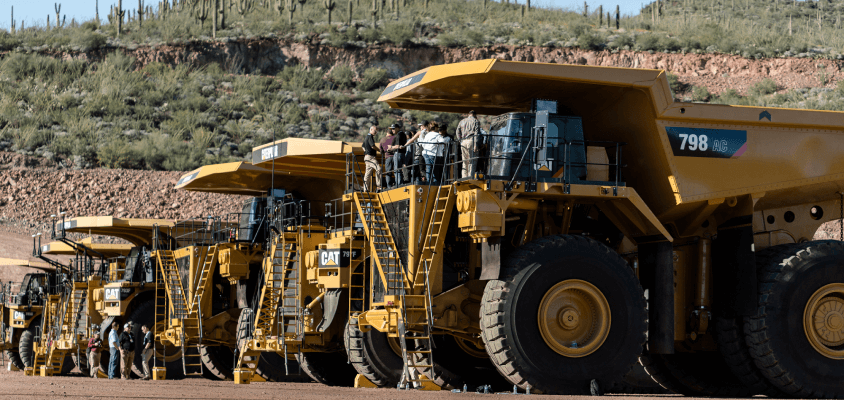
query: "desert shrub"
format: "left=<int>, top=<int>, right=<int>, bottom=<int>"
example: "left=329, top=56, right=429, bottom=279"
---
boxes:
left=329, top=65, right=355, bottom=89
left=71, top=30, right=106, bottom=52
left=576, top=32, right=603, bottom=50
left=382, top=22, right=414, bottom=45
left=750, top=79, right=777, bottom=96
left=277, top=65, right=325, bottom=91
left=98, top=139, right=139, bottom=169
left=359, top=68, right=389, bottom=92
left=692, top=86, right=711, bottom=101
left=283, top=104, right=307, bottom=125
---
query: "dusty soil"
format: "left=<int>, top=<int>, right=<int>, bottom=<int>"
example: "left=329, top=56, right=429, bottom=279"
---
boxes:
left=0, top=367, right=665, bottom=400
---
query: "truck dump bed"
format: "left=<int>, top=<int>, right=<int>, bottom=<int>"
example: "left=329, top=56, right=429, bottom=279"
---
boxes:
left=378, top=59, right=844, bottom=233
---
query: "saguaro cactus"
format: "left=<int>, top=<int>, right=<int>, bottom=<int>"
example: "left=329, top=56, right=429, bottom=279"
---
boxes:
left=236, top=0, right=254, bottom=15
left=194, top=0, right=210, bottom=28
left=95, top=0, right=100, bottom=23
left=347, top=0, right=352, bottom=25
left=138, top=0, right=145, bottom=28
left=47, top=15, right=51, bottom=30
left=54, top=3, right=61, bottom=29
left=274, top=0, right=284, bottom=15
left=219, top=0, right=226, bottom=29
left=615, top=4, right=619, bottom=29
left=117, top=0, right=126, bottom=36
left=212, top=0, right=218, bottom=37
left=286, top=0, right=296, bottom=24
left=370, top=0, right=378, bottom=28
left=598, top=5, right=602, bottom=26
left=10, top=6, right=15, bottom=33
left=324, top=0, right=336, bottom=23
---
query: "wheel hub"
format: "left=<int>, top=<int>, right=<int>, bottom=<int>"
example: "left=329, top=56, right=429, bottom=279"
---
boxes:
left=803, top=283, right=844, bottom=359
left=538, top=279, right=611, bottom=358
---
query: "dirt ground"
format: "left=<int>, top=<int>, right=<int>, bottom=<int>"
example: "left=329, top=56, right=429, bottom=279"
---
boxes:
left=0, top=366, right=680, bottom=400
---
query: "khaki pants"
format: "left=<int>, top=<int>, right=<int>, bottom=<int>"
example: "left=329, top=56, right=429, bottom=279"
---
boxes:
left=121, top=350, right=134, bottom=379
left=363, top=154, right=382, bottom=192
left=89, top=351, right=100, bottom=378
left=461, top=137, right=477, bottom=179
left=142, top=349, right=153, bottom=379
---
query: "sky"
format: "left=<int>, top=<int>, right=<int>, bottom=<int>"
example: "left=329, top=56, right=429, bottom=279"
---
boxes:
left=0, top=0, right=647, bottom=29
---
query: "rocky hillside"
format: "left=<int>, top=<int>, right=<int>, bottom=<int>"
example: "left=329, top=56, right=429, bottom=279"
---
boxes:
left=49, top=38, right=842, bottom=96
left=0, top=152, right=244, bottom=234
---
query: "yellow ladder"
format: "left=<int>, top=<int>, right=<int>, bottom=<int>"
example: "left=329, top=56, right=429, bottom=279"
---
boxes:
left=401, top=185, right=455, bottom=388
left=352, top=192, right=408, bottom=295
left=152, top=251, right=168, bottom=380
left=189, top=245, right=217, bottom=317
left=234, top=231, right=298, bottom=383
left=155, top=250, right=189, bottom=319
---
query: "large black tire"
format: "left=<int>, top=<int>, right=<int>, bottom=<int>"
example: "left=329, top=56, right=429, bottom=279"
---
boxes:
left=607, top=363, right=670, bottom=394
left=200, top=345, right=233, bottom=381
left=295, top=351, right=357, bottom=386
left=639, top=350, right=758, bottom=397
left=480, top=235, right=647, bottom=395
left=257, top=352, right=310, bottom=382
left=745, top=240, right=844, bottom=398
left=711, top=243, right=797, bottom=398
left=344, top=321, right=403, bottom=387
left=59, top=354, right=74, bottom=375
left=413, top=334, right=510, bottom=391
left=18, top=327, right=35, bottom=368
left=4, top=349, right=24, bottom=371
left=127, top=300, right=185, bottom=380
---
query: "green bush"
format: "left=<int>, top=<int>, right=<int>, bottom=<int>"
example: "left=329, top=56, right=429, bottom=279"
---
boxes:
left=277, top=65, right=325, bottom=91
left=98, top=139, right=139, bottom=169
left=382, top=22, right=414, bottom=45
left=750, top=79, right=777, bottom=96
left=359, top=68, right=389, bottom=92
left=576, top=32, right=603, bottom=50
left=329, top=65, right=356, bottom=89
left=691, top=86, right=711, bottom=101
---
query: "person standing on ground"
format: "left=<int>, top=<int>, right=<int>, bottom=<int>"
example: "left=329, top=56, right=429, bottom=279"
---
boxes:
left=140, top=324, right=153, bottom=380
left=380, top=125, right=399, bottom=188
left=119, top=322, right=135, bottom=380
left=87, top=331, right=102, bottom=379
left=362, top=126, right=382, bottom=192
left=108, top=321, right=120, bottom=379
left=456, top=110, right=481, bottom=179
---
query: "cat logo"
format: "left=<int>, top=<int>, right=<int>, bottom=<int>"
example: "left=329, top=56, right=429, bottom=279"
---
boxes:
left=319, top=249, right=362, bottom=268
left=105, top=288, right=120, bottom=300
left=320, top=250, right=340, bottom=267
left=13, top=311, right=24, bottom=321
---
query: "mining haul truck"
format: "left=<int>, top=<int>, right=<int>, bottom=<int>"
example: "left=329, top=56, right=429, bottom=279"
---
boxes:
left=35, top=216, right=189, bottom=379
left=173, top=59, right=844, bottom=396
left=1, top=258, right=67, bottom=373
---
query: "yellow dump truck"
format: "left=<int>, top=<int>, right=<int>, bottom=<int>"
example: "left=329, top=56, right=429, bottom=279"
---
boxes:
left=26, top=237, right=135, bottom=377
left=36, top=216, right=190, bottom=379
left=1, top=258, right=62, bottom=373
left=204, top=59, right=844, bottom=396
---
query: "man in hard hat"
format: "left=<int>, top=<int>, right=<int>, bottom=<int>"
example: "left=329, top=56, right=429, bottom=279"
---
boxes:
left=119, top=321, right=136, bottom=380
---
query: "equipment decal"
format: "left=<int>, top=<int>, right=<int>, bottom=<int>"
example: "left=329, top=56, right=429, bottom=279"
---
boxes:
left=665, top=127, right=747, bottom=158
left=380, top=71, right=427, bottom=97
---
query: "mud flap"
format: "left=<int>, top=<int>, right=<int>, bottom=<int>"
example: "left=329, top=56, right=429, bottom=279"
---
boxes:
left=317, top=289, right=342, bottom=332
left=713, top=216, right=757, bottom=316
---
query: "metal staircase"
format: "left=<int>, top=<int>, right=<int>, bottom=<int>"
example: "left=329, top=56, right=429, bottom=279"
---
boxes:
left=155, top=250, right=203, bottom=375
left=152, top=250, right=168, bottom=380
left=234, top=231, right=299, bottom=383
left=352, top=192, right=408, bottom=297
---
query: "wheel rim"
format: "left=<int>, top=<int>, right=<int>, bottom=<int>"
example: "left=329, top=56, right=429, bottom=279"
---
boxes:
left=803, top=283, right=844, bottom=360
left=387, top=336, right=403, bottom=357
left=537, top=279, right=611, bottom=358
left=454, top=337, right=488, bottom=359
